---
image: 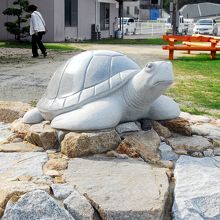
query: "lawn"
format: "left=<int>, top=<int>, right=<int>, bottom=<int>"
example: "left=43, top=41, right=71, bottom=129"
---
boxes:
left=167, top=54, right=220, bottom=118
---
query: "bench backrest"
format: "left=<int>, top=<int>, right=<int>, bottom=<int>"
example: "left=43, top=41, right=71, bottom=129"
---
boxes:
left=163, top=35, right=219, bottom=43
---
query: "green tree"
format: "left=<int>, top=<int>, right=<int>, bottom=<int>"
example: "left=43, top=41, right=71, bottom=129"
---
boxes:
left=2, top=0, right=29, bottom=41
left=163, top=0, right=170, bottom=12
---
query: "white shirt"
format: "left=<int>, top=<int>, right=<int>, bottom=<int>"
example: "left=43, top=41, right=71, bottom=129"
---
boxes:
left=30, top=11, right=46, bottom=35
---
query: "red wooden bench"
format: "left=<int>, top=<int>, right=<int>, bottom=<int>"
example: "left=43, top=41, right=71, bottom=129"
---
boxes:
left=162, top=35, right=220, bottom=60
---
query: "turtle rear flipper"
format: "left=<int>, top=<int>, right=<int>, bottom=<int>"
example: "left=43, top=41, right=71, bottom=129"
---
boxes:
left=23, top=108, right=44, bottom=124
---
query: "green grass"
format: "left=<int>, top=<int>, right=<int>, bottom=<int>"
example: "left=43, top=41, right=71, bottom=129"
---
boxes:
left=0, top=41, right=80, bottom=51
left=167, top=54, right=220, bottom=118
left=82, top=38, right=167, bottom=45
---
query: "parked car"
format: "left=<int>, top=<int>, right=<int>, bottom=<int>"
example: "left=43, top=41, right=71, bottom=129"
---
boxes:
left=178, top=16, right=188, bottom=35
left=165, top=17, right=172, bottom=34
left=118, top=17, right=136, bottom=35
left=193, top=19, right=218, bottom=35
left=165, top=16, right=188, bottom=35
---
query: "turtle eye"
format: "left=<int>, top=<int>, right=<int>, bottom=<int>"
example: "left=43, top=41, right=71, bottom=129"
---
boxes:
left=147, top=63, right=153, bottom=68
left=145, top=62, right=154, bottom=72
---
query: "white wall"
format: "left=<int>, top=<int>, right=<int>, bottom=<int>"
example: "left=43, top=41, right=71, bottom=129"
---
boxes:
left=65, top=27, right=78, bottom=40
left=76, top=0, right=118, bottom=40
left=123, top=2, right=139, bottom=19
left=0, top=0, right=119, bottom=41
left=54, top=0, right=65, bottom=42
left=78, top=0, right=96, bottom=40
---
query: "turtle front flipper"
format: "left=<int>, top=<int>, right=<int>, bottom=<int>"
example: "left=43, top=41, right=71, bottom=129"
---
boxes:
left=23, top=108, right=44, bottom=124
left=51, top=98, right=123, bottom=131
left=144, top=95, right=180, bottom=120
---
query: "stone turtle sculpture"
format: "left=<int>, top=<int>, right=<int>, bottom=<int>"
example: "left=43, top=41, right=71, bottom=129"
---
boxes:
left=23, top=50, right=180, bottom=130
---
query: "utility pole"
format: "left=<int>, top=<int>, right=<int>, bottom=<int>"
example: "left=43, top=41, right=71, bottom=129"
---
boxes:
left=170, top=0, right=178, bottom=35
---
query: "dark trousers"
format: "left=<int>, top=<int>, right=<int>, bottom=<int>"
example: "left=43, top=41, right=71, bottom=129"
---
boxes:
left=32, top=32, right=46, bottom=56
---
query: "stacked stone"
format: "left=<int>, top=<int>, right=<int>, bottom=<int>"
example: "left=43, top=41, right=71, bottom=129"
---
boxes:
left=0, top=102, right=220, bottom=219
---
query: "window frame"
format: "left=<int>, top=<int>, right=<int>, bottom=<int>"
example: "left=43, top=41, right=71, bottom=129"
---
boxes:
left=100, top=3, right=110, bottom=31
left=65, top=0, right=78, bottom=27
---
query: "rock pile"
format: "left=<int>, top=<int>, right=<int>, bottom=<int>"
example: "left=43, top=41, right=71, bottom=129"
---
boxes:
left=0, top=102, right=220, bottom=219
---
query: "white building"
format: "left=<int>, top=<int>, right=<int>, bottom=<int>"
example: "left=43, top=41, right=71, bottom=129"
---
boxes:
left=0, top=0, right=119, bottom=42
left=123, top=0, right=163, bottom=20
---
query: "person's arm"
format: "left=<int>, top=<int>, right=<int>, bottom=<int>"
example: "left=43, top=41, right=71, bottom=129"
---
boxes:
left=31, top=13, right=38, bottom=35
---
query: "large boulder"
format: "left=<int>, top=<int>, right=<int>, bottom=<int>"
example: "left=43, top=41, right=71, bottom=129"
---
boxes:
left=191, top=123, right=220, bottom=138
left=152, top=121, right=172, bottom=138
left=160, top=118, right=192, bottom=136
left=0, top=152, right=48, bottom=180
left=61, top=130, right=121, bottom=158
left=11, top=119, right=31, bottom=139
left=0, top=181, right=50, bottom=213
left=115, top=122, right=141, bottom=134
left=25, top=123, right=58, bottom=150
left=64, top=189, right=95, bottom=220
left=0, top=101, right=31, bottom=123
left=0, top=142, right=43, bottom=153
left=159, top=142, right=178, bottom=161
left=173, top=156, right=220, bottom=220
left=167, top=135, right=213, bottom=153
left=2, top=190, right=74, bottom=220
left=116, top=129, right=161, bottom=163
left=65, top=157, right=170, bottom=220
left=0, top=152, right=49, bottom=212
left=180, top=112, right=211, bottom=124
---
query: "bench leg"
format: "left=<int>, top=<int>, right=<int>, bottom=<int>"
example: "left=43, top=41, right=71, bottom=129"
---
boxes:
left=169, top=50, right=174, bottom=60
left=211, top=51, right=216, bottom=60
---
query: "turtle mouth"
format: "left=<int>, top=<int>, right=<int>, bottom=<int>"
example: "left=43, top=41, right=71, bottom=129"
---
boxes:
left=152, top=80, right=173, bottom=87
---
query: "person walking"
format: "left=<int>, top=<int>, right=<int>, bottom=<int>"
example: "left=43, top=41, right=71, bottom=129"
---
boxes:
left=113, top=17, right=119, bottom=38
left=28, top=4, right=47, bottom=58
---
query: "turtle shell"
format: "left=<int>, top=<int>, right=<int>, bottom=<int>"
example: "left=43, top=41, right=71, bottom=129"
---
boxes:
left=37, top=50, right=140, bottom=114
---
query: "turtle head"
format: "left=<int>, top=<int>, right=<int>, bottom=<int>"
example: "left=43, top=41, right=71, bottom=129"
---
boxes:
left=143, top=61, right=173, bottom=87
left=127, top=61, right=174, bottom=106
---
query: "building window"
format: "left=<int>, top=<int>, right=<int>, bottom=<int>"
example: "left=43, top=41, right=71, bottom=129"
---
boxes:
left=151, top=0, right=158, bottom=4
left=127, top=6, right=130, bottom=15
left=134, top=6, right=139, bottom=15
left=65, top=0, right=78, bottom=27
left=100, top=3, right=110, bottom=30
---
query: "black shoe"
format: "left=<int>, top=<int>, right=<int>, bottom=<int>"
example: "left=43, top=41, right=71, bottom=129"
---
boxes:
left=32, top=55, right=39, bottom=58
left=43, top=52, right=47, bottom=58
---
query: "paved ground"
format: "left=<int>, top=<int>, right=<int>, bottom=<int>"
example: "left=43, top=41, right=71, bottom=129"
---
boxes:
left=0, top=44, right=193, bottom=103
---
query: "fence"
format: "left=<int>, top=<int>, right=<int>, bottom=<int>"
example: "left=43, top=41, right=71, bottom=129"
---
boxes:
left=124, top=20, right=220, bottom=37
left=125, top=20, right=195, bottom=36
left=135, top=21, right=166, bottom=35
